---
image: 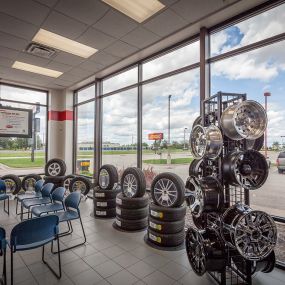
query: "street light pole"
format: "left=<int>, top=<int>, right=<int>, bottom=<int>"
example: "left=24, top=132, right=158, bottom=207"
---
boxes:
left=264, top=92, right=271, bottom=158
left=281, top=136, right=285, bottom=150
left=184, top=127, right=188, bottom=150
left=167, top=95, right=172, bottom=165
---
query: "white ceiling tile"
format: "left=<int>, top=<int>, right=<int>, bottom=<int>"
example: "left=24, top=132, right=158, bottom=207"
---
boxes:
left=144, top=9, right=187, bottom=37
left=53, top=52, right=85, bottom=66
left=0, top=46, right=19, bottom=59
left=16, top=52, right=51, bottom=67
left=160, top=0, right=179, bottom=6
left=104, top=40, right=138, bottom=58
left=68, top=67, right=93, bottom=77
left=77, top=27, right=116, bottom=50
left=0, top=32, right=29, bottom=51
left=0, top=12, right=38, bottom=40
left=89, top=50, right=120, bottom=66
left=57, top=72, right=79, bottom=82
left=51, top=78, right=74, bottom=87
left=42, top=11, right=88, bottom=39
left=0, top=56, right=13, bottom=68
left=79, top=60, right=105, bottom=72
left=55, top=0, right=109, bottom=25
left=171, top=0, right=225, bottom=23
left=46, top=61, right=73, bottom=72
left=122, top=27, right=161, bottom=49
left=35, top=0, right=59, bottom=7
left=0, top=0, right=50, bottom=26
left=93, top=10, right=137, bottom=39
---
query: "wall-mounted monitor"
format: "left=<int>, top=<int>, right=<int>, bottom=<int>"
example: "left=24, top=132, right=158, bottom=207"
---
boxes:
left=0, top=106, right=33, bottom=138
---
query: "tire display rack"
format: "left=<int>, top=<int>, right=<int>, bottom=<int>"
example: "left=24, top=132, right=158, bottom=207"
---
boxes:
left=187, top=92, right=276, bottom=285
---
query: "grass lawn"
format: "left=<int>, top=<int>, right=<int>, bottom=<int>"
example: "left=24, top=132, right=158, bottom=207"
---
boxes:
left=143, top=157, right=193, bottom=165
left=0, top=157, right=44, bottom=168
left=0, top=151, right=45, bottom=157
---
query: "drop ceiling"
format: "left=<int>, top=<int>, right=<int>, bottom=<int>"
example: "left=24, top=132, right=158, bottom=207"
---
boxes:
left=0, top=0, right=267, bottom=90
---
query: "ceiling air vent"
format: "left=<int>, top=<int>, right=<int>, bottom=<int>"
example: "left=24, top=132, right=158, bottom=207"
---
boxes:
left=25, top=43, right=56, bottom=59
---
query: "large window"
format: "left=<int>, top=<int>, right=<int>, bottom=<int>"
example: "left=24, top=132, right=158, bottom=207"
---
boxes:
left=74, top=86, right=95, bottom=177
left=143, top=40, right=199, bottom=80
left=142, top=69, right=200, bottom=187
left=0, top=84, right=47, bottom=175
left=102, top=88, right=137, bottom=176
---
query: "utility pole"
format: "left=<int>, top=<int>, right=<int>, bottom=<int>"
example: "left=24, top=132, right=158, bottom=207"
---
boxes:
left=184, top=127, right=188, bottom=150
left=31, top=103, right=40, bottom=162
left=264, top=92, right=271, bottom=158
left=167, top=95, right=172, bottom=165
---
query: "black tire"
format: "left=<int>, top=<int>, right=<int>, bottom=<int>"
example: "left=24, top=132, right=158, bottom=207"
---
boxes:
left=116, top=205, right=148, bottom=220
left=44, top=176, right=65, bottom=183
left=21, top=174, right=42, bottom=192
left=63, top=175, right=76, bottom=192
left=121, top=167, right=146, bottom=198
left=147, top=228, right=185, bottom=247
left=148, top=216, right=185, bottom=234
left=98, top=164, right=118, bottom=190
left=246, top=134, right=264, bottom=151
left=45, top=158, right=66, bottom=176
left=94, top=186, right=121, bottom=199
left=94, top=207, right=116, bottom=218
left=278, top=169, right=283, bottom=174
left=94, top=198, right=116, bottom=209
left=151, top=172, right=185, bottom=208
left=115, top=216, right=148, bottom=231
left=116, top=192, right=149, bottom=209
left=149, top=203, right=186, bottom=222
left=1, top=174, right=22, bottom=195
left=69, top=176, right=92, bottom=196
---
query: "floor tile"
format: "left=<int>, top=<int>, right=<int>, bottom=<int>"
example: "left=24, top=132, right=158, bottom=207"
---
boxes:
left=103, top=245, right=126, bottom=259
left=127, top=261, right=156, bottom=279
left=73, top=268, right=103, bottom=285
left=95, top=260, right=123, bottom=278
left=142, top=270, right=175, bottom=285
left=62, top=258, right=90, bottom=277
left=107, top=269, right=138, bottom=285
left=159, top=261, right=189, bottom=280
left=114, top=252, right=140, bottom=268
left=83, top=252, right=110, bottom=268
left=143, top=253, right=170, bottom=269
left=72, top=244, right=98, bottom=258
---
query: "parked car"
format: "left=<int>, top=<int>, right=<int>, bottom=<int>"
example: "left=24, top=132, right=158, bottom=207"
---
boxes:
left=276, top=152, right=285, bottom=173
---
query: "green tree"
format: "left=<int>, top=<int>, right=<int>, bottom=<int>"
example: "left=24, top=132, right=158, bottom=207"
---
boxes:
left=272, top=141, right=280, bottom=150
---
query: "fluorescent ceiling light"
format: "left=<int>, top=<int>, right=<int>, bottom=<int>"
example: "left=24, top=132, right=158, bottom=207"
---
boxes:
left=12, top=61, right=63, bottom=78
left=33, top=29, right=97, bottom=58
left=102, top=0, right=165, bottom=23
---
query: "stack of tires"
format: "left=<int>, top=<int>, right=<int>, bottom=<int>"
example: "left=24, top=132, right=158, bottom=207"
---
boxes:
left=44, top=158, right=67, bottom=189
left=93, top=164, right=120, bottom=218
left=114, top=167, right=149, bottom=231
left=146, top=172, right=186, bottom=249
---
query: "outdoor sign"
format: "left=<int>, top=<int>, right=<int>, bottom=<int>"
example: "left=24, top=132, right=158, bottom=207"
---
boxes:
left=0, top=106, right=32, bottom=138
left=148, top=133, right=164, bottom=140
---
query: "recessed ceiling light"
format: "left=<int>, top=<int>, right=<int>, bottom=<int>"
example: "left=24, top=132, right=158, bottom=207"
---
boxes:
left=102, top=0, right=165, bottom=23
left=33, top=29, right=97, bottom=58
left=12, top=61, right=63, bottom=78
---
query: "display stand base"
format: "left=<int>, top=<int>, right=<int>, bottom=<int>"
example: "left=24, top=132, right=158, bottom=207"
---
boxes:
left=112, top=222, right=147, bottom=232
left=144, top=234, right=185, bottom=251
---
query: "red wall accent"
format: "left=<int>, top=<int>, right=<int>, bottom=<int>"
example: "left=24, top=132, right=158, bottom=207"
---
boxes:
left=48, top=110, right=73, bottom=121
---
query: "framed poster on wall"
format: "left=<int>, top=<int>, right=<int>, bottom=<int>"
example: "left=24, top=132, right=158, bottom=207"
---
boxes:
left=0, top=106, right=33, bottom=138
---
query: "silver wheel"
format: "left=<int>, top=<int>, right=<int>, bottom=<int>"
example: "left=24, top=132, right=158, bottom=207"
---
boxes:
left=24, top=178, right=36, bottom=191
left=48, top=162, right=61, bottom=176
left=64, top=178, right=73, bottom=191
left=190, top=125, right=223, bottom=160
left=221, top=100, right=267, bottom=140
left=153, top=178, right=178, bottom=207
left=99, top=169, right=110, bottom=189
left=122, top=174, right=138, bottom=197
left=72, top=180, right=86, bottom=194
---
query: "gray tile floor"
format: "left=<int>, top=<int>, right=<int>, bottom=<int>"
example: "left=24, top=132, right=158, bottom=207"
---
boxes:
left=0, top=199, right=284, bottom=285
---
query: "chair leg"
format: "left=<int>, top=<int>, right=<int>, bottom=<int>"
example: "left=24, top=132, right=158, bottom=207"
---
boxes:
left=3, top=199, right=9, bottom=215
left=51, top=217, right=86, bottom=254
left=10, top=251, right=13, bottom=285
left=42, top=239, right=61, bottom=279
left=1, top=248, right=7, bottom=285
left=16, top=199, right=18, bottom=215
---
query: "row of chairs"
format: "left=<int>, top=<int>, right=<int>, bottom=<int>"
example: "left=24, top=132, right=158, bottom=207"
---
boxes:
left=0, top=179, right=87, bottom=285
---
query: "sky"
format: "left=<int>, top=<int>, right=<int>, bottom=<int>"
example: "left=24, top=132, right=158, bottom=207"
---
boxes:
left=78, top=3, right=285, bottom=146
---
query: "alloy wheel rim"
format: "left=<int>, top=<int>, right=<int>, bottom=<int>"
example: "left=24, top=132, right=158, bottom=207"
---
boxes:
left=99, top=169, right=109, bottom=189
left=123, top=174, right=137, bottom=197
left=73, top=181, right=86, bottom=194
left=48, top=162, right=61, bottom=176
left=154, top=178, right=178, bottom=207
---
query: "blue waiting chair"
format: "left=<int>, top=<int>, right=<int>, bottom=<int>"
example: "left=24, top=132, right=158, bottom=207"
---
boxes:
left=0, top=180, right=9, bottom=215
left=9, top=215, right=61, bottom=285
left=21, top=183, right=54, bottom=220
left=51, top=192, right=86, bottom=253
left=31, top=187, right=66, bottom=217
left=16, top=180, right=44, bottom=215
left=0, top=227, right=6, bottom=285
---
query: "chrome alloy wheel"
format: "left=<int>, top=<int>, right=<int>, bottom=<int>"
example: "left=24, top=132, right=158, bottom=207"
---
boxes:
left=122, top=174, right=137, bottom=197
left=47, top=162, right=61, bottom=176
left=153, top=178, right=178, bottom=207
left=72, top=180, right=86, bottom=194
left=99, top=169, right=109, bottom=189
